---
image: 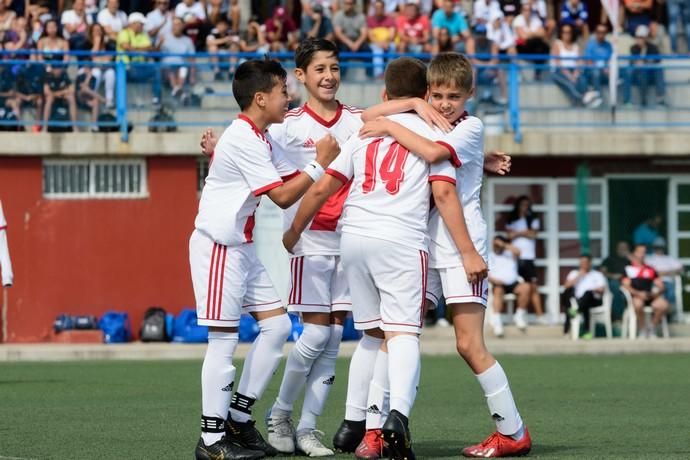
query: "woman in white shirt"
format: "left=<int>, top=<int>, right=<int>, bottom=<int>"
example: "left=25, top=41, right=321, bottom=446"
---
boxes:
left=506, top=195, right=546, bottom=322
left=550, top=23, right=601, bottom=108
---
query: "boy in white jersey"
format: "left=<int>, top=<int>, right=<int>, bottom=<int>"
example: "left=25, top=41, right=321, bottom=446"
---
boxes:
left=190, top=58, right=340, bottom=460
left=357, top=52, right=532, bottom=458
left=284, top=57, right=481, bottom=460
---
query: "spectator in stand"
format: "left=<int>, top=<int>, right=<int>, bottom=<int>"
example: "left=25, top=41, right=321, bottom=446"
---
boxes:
left=206, top=18, right=241, bottom=79
left=559, top=0, right=589, bottom=40
left=633, top=214, right=663, bottom=249
left=174, top=0, right=205, bottom=49
left=228, top=0, right=241, bottom=32
left=85, top=0, right=99, bottom=23
left=116, top=12, right=161, bottom=105
left=145, top=0, right=173, bottom=45
left=623, top=25, right=665, bottom=106
left=97, top=0, right=128, bottom=50
left=622, top=244, right=669, bottom=338
left=584, top=23, right=613, bottom=97
left=36, top=18, right=69, bottom=62
left=488, top=235, right=531, bottom=336
left=622, top=0, right=657, bottom=37
left=333, top=0, right=370, bottom=76
left=505, top=195, right=548, bottom=324
left=43, top=63, right=77, bottom=131
left=526, top=0, right=553, bottom=36
left=61, top=0, right=92, bottom=51
left=473, top=0, right=502, bottom=35
left=264, top=6, right=298, bottom=51
left=396, top=0, right=430, bottom=53
left=500, top=0, right=520, bottom=19
left=512, top=0, right=550, bottom=77
left=600, top=240, right=631, bottom=318
left=432, top=26, right=455, bottom=53
left=0, top=1, right=16, bottom=41
left=645, top=237, right=683, bottom=307
left=485, top=8, right=515, bottom=104
left=367, top=0, right=395, bottom=78
left=666, top=0, right=690, bottom=53
left=2, top=16, right=32, bottom=58
left=431, top=0, right=473, bottom=53
left=240, top=15, right=269, bottom=54
left=550, top=23, right=602, bottom=108
left=75, top=66, right=105, bottom=130
left=301, top=4, right=334, bottom=40
left=563, top=254, right=607, bottom=339
left=0, top=65, right=20, bottom=121
left=160, top=17, right=195, bottom=98
left=87, top=22, right=116, bottom=109
left=205, top=0, right=228, bottom=27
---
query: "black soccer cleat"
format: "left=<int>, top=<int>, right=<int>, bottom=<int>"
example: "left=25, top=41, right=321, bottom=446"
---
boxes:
left=381, top=410, right=416, bottom=460
left=195, top=436, right=265, bottom=460
left=226, top=418, right=279, bottom=457
left=333, top=419, right=366, bottom=453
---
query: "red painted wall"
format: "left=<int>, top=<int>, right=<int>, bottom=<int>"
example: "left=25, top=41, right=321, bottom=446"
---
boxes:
left=0, top=156, right=199, bottom=342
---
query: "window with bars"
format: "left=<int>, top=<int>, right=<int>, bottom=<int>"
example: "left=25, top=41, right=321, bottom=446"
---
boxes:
left=197, top=157, right=209, bottom=193
left=43, top=159, right=147, bottom=198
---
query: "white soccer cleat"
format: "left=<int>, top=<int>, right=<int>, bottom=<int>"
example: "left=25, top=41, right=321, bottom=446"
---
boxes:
left=265, top=409, right=296, bottom=454
left=296, top=429, right=335, bottom=457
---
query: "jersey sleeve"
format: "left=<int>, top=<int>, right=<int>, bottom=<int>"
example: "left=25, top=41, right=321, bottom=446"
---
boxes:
left=224, top=135, right=283, bottom=196
left=436, top=117, right=484, bottom=168
left=428, top=158, right=457, bottom=185
left=325, top=137, right=356, bottom=184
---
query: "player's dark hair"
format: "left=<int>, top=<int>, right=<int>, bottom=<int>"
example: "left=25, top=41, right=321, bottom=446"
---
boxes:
left=384, top=57, right=428, bottom=100
left=232, top=58, right=287, bottom=110
left=295, top=38, right=339, bottom=70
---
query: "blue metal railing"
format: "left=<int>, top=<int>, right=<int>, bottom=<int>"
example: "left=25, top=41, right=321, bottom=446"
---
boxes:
left=1, top=50, right=688, bottom=143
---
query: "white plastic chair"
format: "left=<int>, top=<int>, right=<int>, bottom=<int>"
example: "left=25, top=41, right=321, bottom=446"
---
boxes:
left=620, top=287, right=669, bottom=339
left=569, top=289, right=613, bottom=340
left=673, top=274, right=685, bottom=323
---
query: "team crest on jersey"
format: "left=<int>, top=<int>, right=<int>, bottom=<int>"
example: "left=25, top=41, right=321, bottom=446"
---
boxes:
left=302, top=138, right=316, bottom=148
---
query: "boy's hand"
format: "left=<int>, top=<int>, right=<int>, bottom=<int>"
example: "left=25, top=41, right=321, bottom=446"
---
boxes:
left=200, top=128, right=217, bottom=156
left=484, top=150, right=511, bottom=175
left=413, top=98, right=452, bottom=132
left=359, top=116, right=391, bottom=138
left=283, top=228, right=300, bottom=254
left=315, top=134, right=340, bottom=167
left=463, top=250, right=488, bottom=284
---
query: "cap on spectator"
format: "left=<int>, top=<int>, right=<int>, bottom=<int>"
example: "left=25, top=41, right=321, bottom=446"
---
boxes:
left=652, top=237, right=667, bottom=248
left=128, top=12, right=146, bottom=24
left=635, top=24, right=650, bottom=38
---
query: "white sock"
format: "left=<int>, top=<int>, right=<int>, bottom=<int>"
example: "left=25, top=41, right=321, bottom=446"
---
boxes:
left=475, top=361, right=523, bottom=437
left=231, top=314, right=292, bottom=423
left=345, top=334, right=384, bottom=421
left=201, top=331, right=238, bottom=445
left=365, top=350, right=389, bottom=430
left=298, top=324, right=343, bottom=432
left=273, top=323, right=331, bottom=413
left=387, top=335, right=420, bottom=418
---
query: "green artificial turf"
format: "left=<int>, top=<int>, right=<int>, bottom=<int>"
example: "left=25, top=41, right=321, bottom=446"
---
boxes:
left=1, top=354, right=689, bottom=459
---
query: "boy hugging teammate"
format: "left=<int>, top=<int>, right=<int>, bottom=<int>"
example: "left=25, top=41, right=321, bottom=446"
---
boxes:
left=189, top=58, right=339, bottom=460
left=355, top=52, right=532, bottom=458
left=284, top=56, right=479, bottom=460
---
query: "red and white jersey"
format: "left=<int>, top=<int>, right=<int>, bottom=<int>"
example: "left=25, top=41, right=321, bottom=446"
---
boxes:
left=326, top=113, right=456, bottom=252
left=428, top=114, right=488, bottom=268
left=195, top=115, right=298, bottom=247
left=268, top=102, right=363, bottom=256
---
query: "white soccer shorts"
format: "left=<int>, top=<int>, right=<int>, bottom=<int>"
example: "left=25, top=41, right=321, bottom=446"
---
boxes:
left=189, top=230, right=283, bottom=327
left=426, top=266, right=489, bottom=308
left=288, top=255, right=351, bottom=313
left=340, top=233, right=428, bottom=335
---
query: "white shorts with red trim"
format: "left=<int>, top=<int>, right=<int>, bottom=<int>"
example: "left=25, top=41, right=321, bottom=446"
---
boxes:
left=189, top=229, right=283, bottom=327
left=426, top=266, right=488, bottom=308
left=288, top=255, right=351, bottom=313
left=340, top=233, right=427, bottom=335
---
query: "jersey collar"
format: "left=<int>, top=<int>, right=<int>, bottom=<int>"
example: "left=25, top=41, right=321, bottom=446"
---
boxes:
left=451, top=111, right=469, bottom=127
left=237, top=114, right=267, bottom=142
left=302, top=101, right=343, bottom=128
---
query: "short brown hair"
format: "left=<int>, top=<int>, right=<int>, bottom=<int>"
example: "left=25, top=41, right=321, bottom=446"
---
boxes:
left=427, top=52, right=473, bottom=93
left=384, top=57, right=428, bottom=100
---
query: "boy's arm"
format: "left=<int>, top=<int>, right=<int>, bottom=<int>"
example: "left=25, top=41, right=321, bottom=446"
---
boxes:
left=361, top=97, right=452, bottom=131
left=431, top=180, right=487, bottom=283
left=283, top=174, right=344, bottom=253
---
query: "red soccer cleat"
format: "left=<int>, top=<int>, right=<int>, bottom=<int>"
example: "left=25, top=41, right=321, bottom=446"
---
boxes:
left=355, top=429, right=386, bottom=459
left=462, top=427, right=532, bottom=458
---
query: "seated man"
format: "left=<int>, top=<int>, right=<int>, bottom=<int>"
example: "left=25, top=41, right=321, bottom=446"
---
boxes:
left=396, top=0, right=431, bottom=54
left=301, top=4, right=334, bottom=41
left=559, top=0, right=589, bottom=39
left=160, top=17, right=196, bottom=98
left=622, top=25, right=665, bottom=107
left=488, top=235, right=530, bottom=336
left=622, top=244, right=670, bottom=338
left=332, top=0, right=371, bottom=77
left=43, top=64, right=78, bottom=132
left=600, top=240, right=631, bottom=319
left=563, top=254, right=607, bottom=339
left=206, top=18, right=241, bottom=80
left=117, top=12, right=162, bottom=106
left=431, top=0, right=473, bottom=53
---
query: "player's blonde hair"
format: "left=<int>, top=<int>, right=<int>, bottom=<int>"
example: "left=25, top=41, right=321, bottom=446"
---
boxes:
left=427, top=52, right=474, bottom=94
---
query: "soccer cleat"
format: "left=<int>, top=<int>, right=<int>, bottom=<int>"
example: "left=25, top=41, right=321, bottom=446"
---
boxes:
left=332, top=419, right=366, bottom=453
left=194, top=436, right=265, bottom=460
left=461, top=426, right=532, bottom=458
left=265, top=409, right=296, bottom=454
left=296, top=428, right=335, bottom=457
left=381, top=410, right=415, bottom=460
left=354, top=429, right=385, bottom=459
left=226, top=418, right=278, bottom=457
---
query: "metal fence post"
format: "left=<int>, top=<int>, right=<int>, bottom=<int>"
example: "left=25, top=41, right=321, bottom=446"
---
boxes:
left=508, top=60, right=522, bottom=143
left=116, top=61, right=128, bottom=143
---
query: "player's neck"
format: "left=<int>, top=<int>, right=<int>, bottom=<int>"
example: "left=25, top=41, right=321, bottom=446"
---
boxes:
left=305, top=97, right=340, bottom=119
left=240, top=108, right=271, bottom=133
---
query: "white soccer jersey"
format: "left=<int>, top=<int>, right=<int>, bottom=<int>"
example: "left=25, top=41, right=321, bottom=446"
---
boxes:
left=195, top=115, right=298, bottom=247
left=268, top=102, right=363, bottom=256
left=428, top=113, right=488, bottom=268
left=326, top=113, right=456, bottom=251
